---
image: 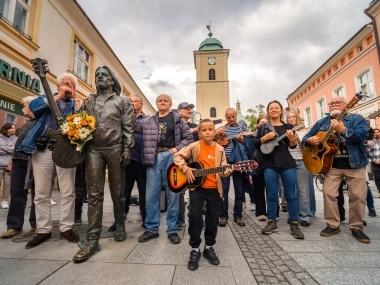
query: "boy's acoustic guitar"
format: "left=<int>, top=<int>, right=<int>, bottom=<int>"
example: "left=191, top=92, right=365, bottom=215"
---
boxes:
left=167, top=160, right=258, bottom=193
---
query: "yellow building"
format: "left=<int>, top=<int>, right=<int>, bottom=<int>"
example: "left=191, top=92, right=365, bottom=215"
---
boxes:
left=0, top=0, right=154, bottom=129
left=194, top=31, right=230, bottom=124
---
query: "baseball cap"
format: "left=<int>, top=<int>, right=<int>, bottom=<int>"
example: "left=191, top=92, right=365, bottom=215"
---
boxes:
left=177, top=102, right=195, bottom=110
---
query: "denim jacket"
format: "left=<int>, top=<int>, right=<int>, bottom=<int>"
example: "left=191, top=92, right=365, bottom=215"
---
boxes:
left=301, top=113, right=368, bottom=168
left=17, top=94, right=76, bottom=154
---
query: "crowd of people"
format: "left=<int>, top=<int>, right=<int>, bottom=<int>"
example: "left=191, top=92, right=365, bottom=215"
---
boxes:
left=0, top=67, right=377, bottom=271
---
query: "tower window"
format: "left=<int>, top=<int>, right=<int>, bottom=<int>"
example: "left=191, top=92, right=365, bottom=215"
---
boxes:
left=209, top=69, right=215, bottom=80
left=210, top=107, right=216, bottom=117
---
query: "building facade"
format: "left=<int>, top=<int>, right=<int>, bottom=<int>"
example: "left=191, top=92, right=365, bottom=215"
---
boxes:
left=286, top=23, right=380, bottom=128
left=194, top=31, right=230, bottom=125
left=0, top=0, right=155, bottom=130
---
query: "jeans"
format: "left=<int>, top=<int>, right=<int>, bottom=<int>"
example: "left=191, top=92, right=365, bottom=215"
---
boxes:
left=220, top=171, right=245, bottom=219
left=145, top=151, right=179, bottom=234
left=188, top=187, right=220, bottom=248
left=310, top=174, right=316, bottom=216
left=177, top=191, right=185, bottom=227
left=6, top=159, right=36, bottom=230
left=264, top=167, right=298, bottom=222
left=295, top=160, right=313, bottom=222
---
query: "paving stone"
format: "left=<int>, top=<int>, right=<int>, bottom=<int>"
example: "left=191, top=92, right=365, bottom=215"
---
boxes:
left=307, top=268, right=380, bottom=285
left=288, top=253, right=339, bottom=269
left=173, top=266, right=237, bottom=285
left=261, top=269, right=275, bottom=277
left=296, top=272, right=311, bottom=279
left=283, top=271, right=295, bottom=278
left=0, top=258, right=68, bottom=285
left=287, top=278, right=303, bottom=285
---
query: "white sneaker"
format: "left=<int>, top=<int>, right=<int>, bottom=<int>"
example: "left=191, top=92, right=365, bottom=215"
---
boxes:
left=250, top=203, right=256, bottom=211
left=1, top=201, right=9, bottom=209
left=51, top=199, right=57, bottom=206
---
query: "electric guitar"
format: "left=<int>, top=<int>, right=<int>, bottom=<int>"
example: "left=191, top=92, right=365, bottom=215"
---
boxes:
left=260, top=124, right=304, bottom=155
left=215, top=131, right=254, bottom=147
left=30, top=58, right=85, bottom=168
left=302, top=92, right=365, bottom=175
left=167, top=160, right=258, bottom=193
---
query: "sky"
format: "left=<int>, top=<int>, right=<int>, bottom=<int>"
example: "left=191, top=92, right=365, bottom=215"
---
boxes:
left=77, top=0, right=371, bottom=115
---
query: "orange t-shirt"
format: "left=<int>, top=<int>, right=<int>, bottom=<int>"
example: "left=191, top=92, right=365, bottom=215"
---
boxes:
left=198, top=140, right=217, bottom=189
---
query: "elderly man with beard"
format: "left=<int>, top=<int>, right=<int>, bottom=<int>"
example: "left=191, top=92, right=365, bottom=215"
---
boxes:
left=302, top=97, right=369, bottom=243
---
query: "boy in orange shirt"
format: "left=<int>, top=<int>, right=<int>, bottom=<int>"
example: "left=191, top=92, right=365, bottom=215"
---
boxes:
left=174, top=119, right=232, bottom=271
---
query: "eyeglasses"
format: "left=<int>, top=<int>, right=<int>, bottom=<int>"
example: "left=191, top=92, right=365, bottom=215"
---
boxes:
left=328, top=101, right=346, bottom=106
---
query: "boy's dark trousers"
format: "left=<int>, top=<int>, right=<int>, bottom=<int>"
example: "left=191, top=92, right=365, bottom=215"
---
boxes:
left=188, top=187, right=221, bottom=248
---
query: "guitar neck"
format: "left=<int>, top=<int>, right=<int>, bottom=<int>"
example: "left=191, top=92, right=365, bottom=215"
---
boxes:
left=193, top=165, right=230, bottom=177
left=40, top=77, right=64, bottom=126
left=320, top=110, right=347, bottom=144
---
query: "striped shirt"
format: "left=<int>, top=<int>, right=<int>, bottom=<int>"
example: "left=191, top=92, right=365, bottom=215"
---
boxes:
left=369, top=140, right=380, bottom=163
left=219, top=125, right=247, bottom=159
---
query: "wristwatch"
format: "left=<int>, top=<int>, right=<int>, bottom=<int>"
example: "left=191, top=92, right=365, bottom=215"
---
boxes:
left=340, top=129, right=347, bottom=137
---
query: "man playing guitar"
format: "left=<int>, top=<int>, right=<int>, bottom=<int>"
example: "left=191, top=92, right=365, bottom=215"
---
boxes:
left=215, top=108, right=250, bottom=227
left=302, top=96, right=370, bottom=243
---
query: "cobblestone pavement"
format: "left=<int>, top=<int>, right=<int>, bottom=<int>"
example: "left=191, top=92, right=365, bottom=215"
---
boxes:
left=228, top=203, right=319, bottom=285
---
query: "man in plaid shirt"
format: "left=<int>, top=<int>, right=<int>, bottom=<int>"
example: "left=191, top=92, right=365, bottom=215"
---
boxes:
left=369, top=128, right=380, bottom=198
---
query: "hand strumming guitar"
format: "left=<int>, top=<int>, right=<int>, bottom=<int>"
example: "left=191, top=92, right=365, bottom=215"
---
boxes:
left=260, top=131, right=275, bottom=144
left=185, top=167, right=196, bottom=183
left=236, top=133, right=244, bottom=143
left=306, top=135, right=320, bottom=146
left=331, top=119, right=346, bottom=134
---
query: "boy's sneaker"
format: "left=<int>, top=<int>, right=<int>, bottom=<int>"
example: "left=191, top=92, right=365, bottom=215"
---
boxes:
left=262, top=219, right=278, bottom=235
left=369, top=208, right=377, bottom=217
left=187, top=250, right=201, bottom=271
left=138, top=231, right=159, bottom=242
left=320, top=226, right=341, bottom=237
left=219, top=218, right=227, bottom=227
left=290, top=221, right=304, bottom=239
left=203, top=246, right=220, bottom=265
left=1, top=201, right=9, bottom=209
left=351, top=230, right=370, bottom=243
left=250, top=203, right=256, bottom=211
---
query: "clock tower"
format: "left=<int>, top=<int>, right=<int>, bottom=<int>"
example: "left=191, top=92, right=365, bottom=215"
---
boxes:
left=193, top=30, right=230, bottom=124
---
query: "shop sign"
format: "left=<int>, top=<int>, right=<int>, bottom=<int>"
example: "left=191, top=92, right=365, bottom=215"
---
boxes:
left=0, top=59, right=40, bottom=93
left=0, top=97, right=23, bottom=116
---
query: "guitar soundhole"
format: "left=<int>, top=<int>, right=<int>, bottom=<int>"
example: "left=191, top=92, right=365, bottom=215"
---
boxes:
left=173, top=168, right=177, bottom=186
left=317, top=143, right=324, bottom=151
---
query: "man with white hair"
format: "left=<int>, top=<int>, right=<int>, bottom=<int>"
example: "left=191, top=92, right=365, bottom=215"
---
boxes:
left=1, top=96, right=37, bottom=238
left=18, top=73, right=82, bottom=248
left=137, top=94, right=193, bottom=244
left=302, top=96, right=370, bottom=243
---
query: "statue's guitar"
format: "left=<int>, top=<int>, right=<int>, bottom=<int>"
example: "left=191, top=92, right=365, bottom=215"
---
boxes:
left=30, top=58, right=85, bottom=168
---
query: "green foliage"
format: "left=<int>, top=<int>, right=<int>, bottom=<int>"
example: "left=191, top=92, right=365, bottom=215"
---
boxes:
left=245, top=104, right=266, bottom=130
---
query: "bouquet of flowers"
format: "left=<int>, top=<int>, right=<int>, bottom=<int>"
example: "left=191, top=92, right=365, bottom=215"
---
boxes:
left=60, top=110, right=96, bottom=152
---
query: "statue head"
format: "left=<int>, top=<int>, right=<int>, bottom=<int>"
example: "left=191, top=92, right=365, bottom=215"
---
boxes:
left=95, top=66, right=121, bottom=95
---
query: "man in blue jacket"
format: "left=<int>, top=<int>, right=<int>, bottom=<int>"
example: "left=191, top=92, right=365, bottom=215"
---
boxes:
left=20, top=73, right=82, bottom=249
left=302, top=96, right=369, bottom=243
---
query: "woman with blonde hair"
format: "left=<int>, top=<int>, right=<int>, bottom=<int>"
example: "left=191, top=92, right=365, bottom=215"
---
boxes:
left=286, top=110, right=315, bottom=226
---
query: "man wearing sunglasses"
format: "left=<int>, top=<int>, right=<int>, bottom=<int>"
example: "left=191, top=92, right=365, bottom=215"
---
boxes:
left=302, top=97, right=369, bottom=243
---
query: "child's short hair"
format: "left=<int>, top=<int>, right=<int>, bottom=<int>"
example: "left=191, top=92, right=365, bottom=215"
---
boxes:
left=198, top=118, right=214, bottom=129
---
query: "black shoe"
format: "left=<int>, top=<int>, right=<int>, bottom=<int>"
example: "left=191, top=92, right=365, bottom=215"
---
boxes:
left=60, top=229, right=79, bottom=243
left=340, top=216, right=346, bottom=222
left=187, top=250, right=201, bottom=271
left=108, top=223, right=116, bottom=232
left=320, top=226, right=341, bottom=237
left=300, top=221, right=310, bottom=227
left=351, top=230, right=370, bottom=243
left=74, top=216, right=82, bottom=224
left=138, top=231, right=159, bottom=242
left=115, top=223, right=127, bottom=242
left=203, top=246, right=220, bottom=265
left=369, top=208, right=377, bottom=217
left=168, top=233, right=181, bottom=244
left=73, top=241, right=101, bottom=263
left=282, top=205, right=288, bottom=212
left=26, top=233, right=52, bottom=249
left=363, top=220, right=367, bottom=226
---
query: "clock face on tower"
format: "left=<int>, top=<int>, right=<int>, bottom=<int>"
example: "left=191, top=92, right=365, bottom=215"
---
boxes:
left=208, top=57, right=216, bottom=65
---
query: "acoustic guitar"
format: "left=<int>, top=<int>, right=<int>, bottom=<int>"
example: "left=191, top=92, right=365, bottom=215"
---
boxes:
left=260, top=124, right=304, bottom=155
left=30, top=58, right=85, bottom=168
left=215, top=131, right=254, bottom=147
left=302, top=92, right=365, bottom=175
left=167, top=160, right=258, bottom=193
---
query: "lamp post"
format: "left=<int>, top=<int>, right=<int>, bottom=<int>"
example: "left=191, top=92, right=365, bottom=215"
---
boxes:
left=192, top=110, right=202, bottom=125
